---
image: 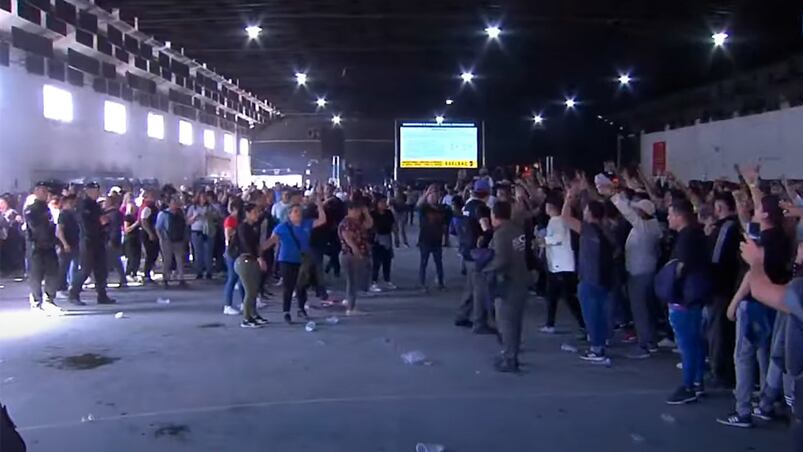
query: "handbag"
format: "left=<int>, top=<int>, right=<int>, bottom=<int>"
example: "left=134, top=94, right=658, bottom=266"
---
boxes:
left=287, top=222, right=314, bottom=287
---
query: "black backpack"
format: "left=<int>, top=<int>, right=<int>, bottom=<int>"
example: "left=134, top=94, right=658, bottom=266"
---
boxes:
left=167, top=211, right=186, bottom=243
left=0, top=404, right=26, bottom=452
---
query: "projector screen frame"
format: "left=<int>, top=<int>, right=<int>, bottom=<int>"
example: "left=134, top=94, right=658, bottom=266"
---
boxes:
left=393, top=119, right=485, bottom=181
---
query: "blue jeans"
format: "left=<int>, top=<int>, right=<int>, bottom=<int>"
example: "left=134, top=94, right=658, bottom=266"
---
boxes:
left=419, top=244, right=444, bottom=287
left=223, top=254, right=244, bottom=308
left=191, top=232, right=214, bottom=275
left=669, top=304, right=705, bottom=388
left=578, top=281, right=609, bottom=351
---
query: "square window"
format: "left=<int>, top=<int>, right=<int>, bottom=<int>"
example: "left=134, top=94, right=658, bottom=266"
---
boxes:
left=223, top=133, right=235, bottom=154
left=147, top=113, right=165, bottom=140
left=179, top=120, right=193, bottom=146
left=103, top=100, right=126, bottom=134
left=43, top=84, right=73, bottom=122
left=239, top=137, right=250, bottom=156
left=203, top=129, right=215, bottom=150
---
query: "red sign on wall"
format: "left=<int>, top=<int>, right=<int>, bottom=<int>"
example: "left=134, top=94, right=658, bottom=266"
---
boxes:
left=652, top=141, right=667, bottom=176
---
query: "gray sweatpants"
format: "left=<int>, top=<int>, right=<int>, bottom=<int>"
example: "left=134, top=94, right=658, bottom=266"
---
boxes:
left=341, top=253, right=368, bottom=310
left=628, top=272, right=657, bottom=349
left=456, top=261, right=491, bottom=327
left=160, top=240, right=186, bottom=282
left=734, top=302, right=771, bottom=417
left=758, top=313, right=795, bottom=413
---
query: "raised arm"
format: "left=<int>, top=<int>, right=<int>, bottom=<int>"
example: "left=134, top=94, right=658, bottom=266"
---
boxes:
left=610, top=191, right=642, bottom=228
left=359, top=206, right=373, bottom=230
left=561, top=188, right=582, bottom=233
left=738, top=164, right=763, bottom=223
left=313, top=197, right=327, bottom=228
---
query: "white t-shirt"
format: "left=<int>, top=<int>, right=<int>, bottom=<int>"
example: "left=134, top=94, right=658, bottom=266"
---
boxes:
left=187, top=205, right=210, bottom=232
left=544, top=216, right=575, bottom=273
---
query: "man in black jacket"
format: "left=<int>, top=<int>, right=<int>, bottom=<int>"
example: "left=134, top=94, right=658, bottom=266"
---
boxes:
left=24, top=181, right=61, bottom=314
left=707, top=192, right=742, bottom=388
left=68, top=182, right=115, bottom=305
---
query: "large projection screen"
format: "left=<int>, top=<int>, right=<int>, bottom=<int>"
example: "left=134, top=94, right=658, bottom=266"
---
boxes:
left=398, top=122, right=479, bottom=169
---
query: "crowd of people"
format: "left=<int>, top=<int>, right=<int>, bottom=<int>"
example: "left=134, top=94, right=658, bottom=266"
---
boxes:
left=3, top=161, right=803, bottom=448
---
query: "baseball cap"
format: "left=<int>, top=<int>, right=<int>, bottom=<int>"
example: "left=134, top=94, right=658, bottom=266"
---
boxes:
left=632, top=199, right=656, bottom=216
left=85, top=181, right=100, bottom=189
left=473, top=179, right=491, bottom=193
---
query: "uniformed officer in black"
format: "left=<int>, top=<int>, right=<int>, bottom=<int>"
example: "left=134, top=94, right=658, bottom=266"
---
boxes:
left=24, top=181, right=61, bottom=313
left=68, top=182, right=116, bottom=305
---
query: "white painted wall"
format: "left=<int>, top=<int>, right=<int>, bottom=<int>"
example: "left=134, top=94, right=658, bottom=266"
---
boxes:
left=0, top=62, right=250, bottom=192
left=640, top=104, right=803, bottom=181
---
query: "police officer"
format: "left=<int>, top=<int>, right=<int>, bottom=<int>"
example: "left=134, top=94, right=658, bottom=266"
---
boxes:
left=68, top=182, right=116, bottom=305
left=24, top=181, right=61, bottom=313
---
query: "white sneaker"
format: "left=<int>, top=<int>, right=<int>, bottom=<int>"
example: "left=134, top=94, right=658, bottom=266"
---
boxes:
left=539, top=325, right=556, bottom=334
left=41, top=302, right=63, bottom=316
left=223, top=305, right=240, bottom=315
left=369, top=283, right=382, bottom=293
left=383, top=282, right=397, bottom=290
left=657, top=338, right=676, bottom=348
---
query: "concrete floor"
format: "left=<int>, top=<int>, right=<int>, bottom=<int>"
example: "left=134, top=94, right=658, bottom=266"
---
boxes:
left=0, top=244, right=791, bottom=452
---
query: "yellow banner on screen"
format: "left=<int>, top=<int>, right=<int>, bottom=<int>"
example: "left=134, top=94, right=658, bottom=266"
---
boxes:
left=400, top=160, right=478, bottom=168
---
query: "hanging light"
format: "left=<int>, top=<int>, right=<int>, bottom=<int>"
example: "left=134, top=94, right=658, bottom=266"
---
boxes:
left=712, top=32, right=728, bottom=47
left=484, top=25, right=501, bottom=39
left=245, top=25, right=262, bottom=40
left=435, top=115, right=445, bottom=124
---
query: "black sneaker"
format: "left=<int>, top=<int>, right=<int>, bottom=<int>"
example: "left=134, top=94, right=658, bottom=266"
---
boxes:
left=283, top=312, right=292, bottom=324
left=473, top=325, right=498, bottom=335
left=716, top=412, right=753, bottom=428
left=751, top=406, right=774, bottom=421
left=625, top=346, right=651, bottom=359
left=240, top=319, right=262, bottom=329
left=493, top=357, right=520, bottom=373
left=693, top=383, right=706, bottom=397
left=297, top=309, right=309, bottom=320
left=253, top=315, right=268, bottom=325
left=68, top=297, right=86, bottom=306
left=666, top=386, right=698, bottom=405
left=97, top=297, right=117, bottom=305
left=579, top=350, right=607, bottom=362
left=454, top=319, right=473, bottom=328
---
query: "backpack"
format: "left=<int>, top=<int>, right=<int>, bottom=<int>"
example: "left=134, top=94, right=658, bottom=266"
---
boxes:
left=167, top=211, right=186, bottom=243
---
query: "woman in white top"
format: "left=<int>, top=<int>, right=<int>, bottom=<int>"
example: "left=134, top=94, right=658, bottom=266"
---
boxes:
left=540, top=195, right=586, bottom=334
left=186, top=192, right=219, bottom=279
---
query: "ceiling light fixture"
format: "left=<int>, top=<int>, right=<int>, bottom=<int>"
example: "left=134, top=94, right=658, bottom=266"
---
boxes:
left=331, top=114, right=342, bottom=125
left=295, top=72, right=308, bottom=86
left=435, top=115, right=445, bottom=125
left=532, top=114, right=544, bottom=125
left=245, top=25, right=262, bottom=40
left=484, top=25, right=501, bottom=39
left=712, top=32, right=728, bottom=47
left=316, top=97, right=327, bottom=108
left=460, top=72, right=474, bottom=83
left=445, top=98, right=454, bottom=105
left=564, top=98, right=577, bottom=109
left=618, top=73, right=632, bottom=86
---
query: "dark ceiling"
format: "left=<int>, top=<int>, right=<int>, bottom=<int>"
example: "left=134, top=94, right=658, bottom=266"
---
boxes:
left=93, top=0, right=802, bottom=167
left=95, top=0, right=802, bottom=120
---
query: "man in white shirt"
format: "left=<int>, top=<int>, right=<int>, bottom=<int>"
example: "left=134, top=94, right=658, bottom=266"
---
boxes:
left=541, top=195, right=585, bottom=334
left=272, top=190, right=292, bottom=223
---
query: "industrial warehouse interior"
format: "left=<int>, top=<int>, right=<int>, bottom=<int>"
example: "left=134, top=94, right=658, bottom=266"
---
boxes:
left=1, top=1, right=803, bottom=451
